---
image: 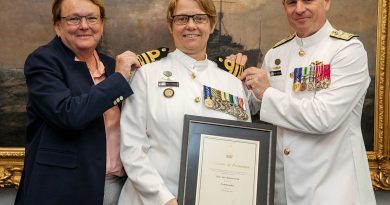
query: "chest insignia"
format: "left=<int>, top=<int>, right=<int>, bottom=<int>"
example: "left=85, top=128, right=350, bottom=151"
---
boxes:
left=203, top=85, right=248, bottom=121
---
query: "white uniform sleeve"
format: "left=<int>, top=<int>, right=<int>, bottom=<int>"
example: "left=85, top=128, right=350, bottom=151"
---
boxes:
left=120, top=68, right=174, bottom=205
left=260, top=40, right=370, bottom=134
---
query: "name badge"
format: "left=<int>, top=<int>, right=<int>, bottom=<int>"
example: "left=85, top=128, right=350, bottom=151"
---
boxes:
left=158, top=81, right=179, bottom=87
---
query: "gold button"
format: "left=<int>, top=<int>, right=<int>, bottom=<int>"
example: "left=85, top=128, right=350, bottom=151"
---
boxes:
left=191, top=72, right=196, bottom=79
left=113, top=101, right=118, bottom=105
left=194, top=97, right=201, bottom=103
left=119, top=96, right=124, bottom=101
left=284, top=148, right=290, bottom=156
left=116, top=98, right=121, bottom=103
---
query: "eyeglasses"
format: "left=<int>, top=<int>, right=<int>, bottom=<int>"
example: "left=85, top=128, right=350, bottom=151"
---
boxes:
left=60, top=15, right=102, bottom=25
left=171, top=14, right=210, bottom=25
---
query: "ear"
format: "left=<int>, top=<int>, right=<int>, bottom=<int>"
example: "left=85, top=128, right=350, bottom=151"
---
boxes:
left=210, top=21, right=216, bottom=34
left=54, top=21, right=61, bottom=37
left=167, top=22, right=173, bottom=34
left=324, top=0, right=331, bottom=11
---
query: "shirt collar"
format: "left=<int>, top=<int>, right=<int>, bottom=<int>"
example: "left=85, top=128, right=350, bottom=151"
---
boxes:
left=171, top=49, right=209, bottom=72
left=294, top=20, right=333, bottom=48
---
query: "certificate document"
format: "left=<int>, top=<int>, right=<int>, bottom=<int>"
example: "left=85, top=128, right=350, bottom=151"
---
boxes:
left=195, top=134, right=260, bottom=205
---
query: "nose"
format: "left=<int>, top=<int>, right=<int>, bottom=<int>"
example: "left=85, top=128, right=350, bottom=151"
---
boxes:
left=79, top=17, right=89, bottom=29
left=185, top=17, right=197, bottom=29
left=295, top=0, right=306, bottom=13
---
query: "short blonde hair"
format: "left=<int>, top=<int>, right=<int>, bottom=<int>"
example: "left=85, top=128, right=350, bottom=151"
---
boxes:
left=166, top=0, right=217, bottom=28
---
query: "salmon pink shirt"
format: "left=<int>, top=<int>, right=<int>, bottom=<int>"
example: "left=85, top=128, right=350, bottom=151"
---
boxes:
left=76, top=51, right=125, bottom=177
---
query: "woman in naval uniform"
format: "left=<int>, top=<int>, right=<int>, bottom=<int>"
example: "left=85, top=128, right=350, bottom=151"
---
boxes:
left=118, top=0, right=251, bottom=205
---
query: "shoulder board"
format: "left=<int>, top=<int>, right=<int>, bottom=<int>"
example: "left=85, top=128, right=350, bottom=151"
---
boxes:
left=213, top=56, right=244, bottom=78
left=272, top=34, right=296, bottom=49
left=330, top=30, right=358, bottom=41
left=137, top=47, right=169, bottom=66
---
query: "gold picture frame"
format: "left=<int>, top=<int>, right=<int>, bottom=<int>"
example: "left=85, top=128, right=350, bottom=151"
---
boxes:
left=368, top=0, right=390, bottom=191
left=0, top=0, right=389, bottom=191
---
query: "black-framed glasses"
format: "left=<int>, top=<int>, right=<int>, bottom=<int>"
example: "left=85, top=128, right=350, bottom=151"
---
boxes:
left=60, top=15, right=102, bottom=25
left=171, top=14, right=210, bottom=25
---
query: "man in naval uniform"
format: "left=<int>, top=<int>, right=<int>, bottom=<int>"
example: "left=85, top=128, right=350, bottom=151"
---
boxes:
left=239, top=0, right=376, bottom=204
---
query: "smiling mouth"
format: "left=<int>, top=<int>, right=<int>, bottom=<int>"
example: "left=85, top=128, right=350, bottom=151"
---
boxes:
left=184, top=34, right=200, bottom=39
left=77, top=34, right=93, bottom=37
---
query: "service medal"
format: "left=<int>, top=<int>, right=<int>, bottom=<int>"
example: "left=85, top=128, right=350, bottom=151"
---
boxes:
left=204, top=97, right=214, bottom=108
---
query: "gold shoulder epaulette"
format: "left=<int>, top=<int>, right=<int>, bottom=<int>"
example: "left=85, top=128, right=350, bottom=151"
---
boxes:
left=272, top=34, right=296, bottom=49
left=330, top=30, right=358, bottom=41
left=214, top=56, right=244, bottom=78
left=137, top=47, right=169, bottom=66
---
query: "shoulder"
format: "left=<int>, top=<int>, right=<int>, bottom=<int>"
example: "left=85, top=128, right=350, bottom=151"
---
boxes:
left=272, top=33, right=296, bottom=49
left=329, top=30, right=359, bottom=41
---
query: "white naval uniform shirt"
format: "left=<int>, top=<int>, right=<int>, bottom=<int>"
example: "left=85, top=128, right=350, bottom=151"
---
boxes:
left=119, top=49, right=251, bottom=205
left=256, top=20, right=376, bottom=205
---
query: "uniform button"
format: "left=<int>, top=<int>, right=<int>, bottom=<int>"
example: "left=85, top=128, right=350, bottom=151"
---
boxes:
left=191, top=72, right=196, bottom=79
left=116, top=98, right=121, bottom=103
left=119, top=96, right=124, bottom=101
left=113, top=100, right=118, bottom=105
left=194, top=97, right=201, bottom=103
left=284, top=148, right=290, bottom=156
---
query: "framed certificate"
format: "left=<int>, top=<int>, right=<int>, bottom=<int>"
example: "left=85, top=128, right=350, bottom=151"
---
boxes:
left=178, top=115, right=277, bottom=205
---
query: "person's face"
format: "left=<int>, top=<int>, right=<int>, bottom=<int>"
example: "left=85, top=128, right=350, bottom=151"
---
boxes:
left=169, top=0, right=215, bottom=60
left=54, top=0, right=103, bottom=55
left=283, top=0, right=331, bottom=38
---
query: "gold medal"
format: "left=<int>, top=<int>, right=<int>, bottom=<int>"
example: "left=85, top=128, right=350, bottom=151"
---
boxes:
left=204, top=97, right=214, bottom=108
left=240, top=112, right=249, bottom=121
left=307, top=82, right=314, bottom=91
left=300, top=82, right=307, bottom=91
left=163, top=88, right=174, bottom=98
left=293, top=82, right=301, bottom=92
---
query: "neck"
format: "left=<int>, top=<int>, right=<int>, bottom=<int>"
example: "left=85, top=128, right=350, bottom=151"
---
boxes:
left=75, top=50, right=95, bottom=62
left=188, top=52, right=207, bottom=61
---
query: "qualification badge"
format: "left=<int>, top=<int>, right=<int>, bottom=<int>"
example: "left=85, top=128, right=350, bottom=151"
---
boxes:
left=163, top=88, right=174, bottom=98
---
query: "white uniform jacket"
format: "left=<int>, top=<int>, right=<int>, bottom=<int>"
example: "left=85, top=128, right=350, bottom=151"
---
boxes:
left=256, top=21, right=376, bottom=205
left=119, top=49, right=251, bottom=205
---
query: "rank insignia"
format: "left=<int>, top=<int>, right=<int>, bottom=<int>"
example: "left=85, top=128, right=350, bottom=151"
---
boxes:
left=330, top=30, right=358, bottom=41
left=214, top=56, right=244, bottom=78
left=137, top=47, right=169, bottom=66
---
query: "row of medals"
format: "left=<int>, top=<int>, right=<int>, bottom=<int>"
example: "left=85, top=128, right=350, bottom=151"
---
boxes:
left=292, top=64, right=331, bottom=92
left=203, top=85, right=249, bottom=121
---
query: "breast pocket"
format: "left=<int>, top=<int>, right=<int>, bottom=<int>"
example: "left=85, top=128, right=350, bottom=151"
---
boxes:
left=269, top=75, right=286, bottom=91
left=36, top=148, right=77, bottom=169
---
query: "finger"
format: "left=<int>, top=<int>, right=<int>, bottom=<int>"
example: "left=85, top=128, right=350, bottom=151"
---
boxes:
left=240, top=55, right=248, bottom=67
left=239, top=67, right=259, bottom=80
left=226, top=54, right=236, bottom=61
